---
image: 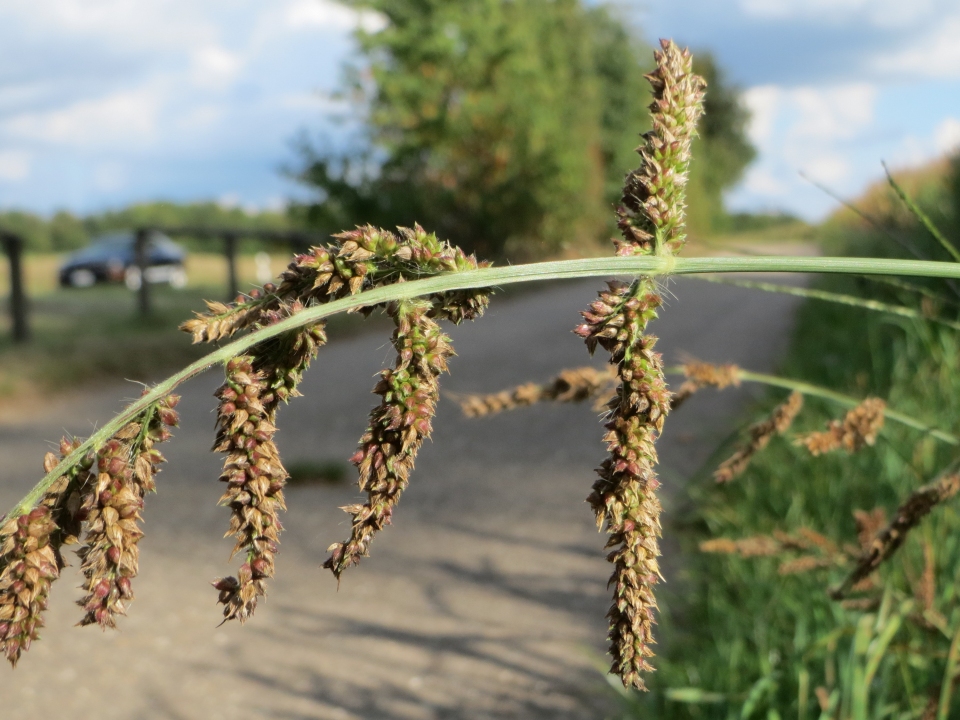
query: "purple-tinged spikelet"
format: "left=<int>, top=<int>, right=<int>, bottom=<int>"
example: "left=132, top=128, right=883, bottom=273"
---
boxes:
left=0, top=438, right=95, bottom=665
left=212, top=357, right=286, bottom=623
left=181, top=224, right=489, bottom=344
left=0, top=508, right=61, bottom=666
left=616, top=41, right=706, bottom=257
left=324, top=299, right=453, bottom=578
left=578, top=39, right=705, bottom=690
left=76, top=396, right=178, bottom=629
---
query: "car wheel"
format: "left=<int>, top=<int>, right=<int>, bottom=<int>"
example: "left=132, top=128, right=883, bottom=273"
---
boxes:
left=67, top=269, right=96, bottom=288
left=168, top=267, right=187, bottom=289
left=124, top=266, right=142, bottom=291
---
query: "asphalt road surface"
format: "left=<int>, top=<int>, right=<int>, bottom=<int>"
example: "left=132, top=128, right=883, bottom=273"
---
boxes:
left=0, top=276, right=803, bottom=719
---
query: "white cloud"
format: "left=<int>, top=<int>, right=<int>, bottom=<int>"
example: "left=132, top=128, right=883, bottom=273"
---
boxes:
left=0, top=0, right=213, bottom=52
left=743, top=166, right=787, bottom=196
left=742, top=85, right=780, bottom=146
left=191, top=46, right=243, bottom=90
left=788, top=84, right=876, bottom=141
left=873, top=16, right=960, bottom=79
left=800, top=155, right=850, bottom=184
left=0, top=151, right=31, bottom=182
left=218, top=192, right=241, bottom=209
left=3, top=88, right=161, bottom=147
left=936, top=118, right=960, bottom=154
left=284, top=0, right=386, bottom=33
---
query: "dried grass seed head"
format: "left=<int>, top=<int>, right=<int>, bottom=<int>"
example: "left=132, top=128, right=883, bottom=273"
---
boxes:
left=714, top=391, right=803, bottom=483
left=798, top=397, right=885, bottom=456
left=455, top=365, right=617, bottom=418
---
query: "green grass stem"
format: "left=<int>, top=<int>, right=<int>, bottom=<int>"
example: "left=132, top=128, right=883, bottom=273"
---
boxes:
left=694, top=275, right=960, bottom=331
left=883, top=161, right=960, bottom=263
left=11, top=252, right=960, bottom=523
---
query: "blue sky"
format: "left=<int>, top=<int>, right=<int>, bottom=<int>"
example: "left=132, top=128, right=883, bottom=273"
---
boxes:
left=0, top=0, right=958, bottom=221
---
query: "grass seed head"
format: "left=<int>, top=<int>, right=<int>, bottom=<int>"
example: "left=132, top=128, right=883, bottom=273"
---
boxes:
left=324, top=299, right=454, bottom=579
left=455, top=366, right=617, bottom=417
left=212, top=356, right=287, bottom=624
left=714, top=391, right=803, bottom=483
left=76, top=397, right=177, bottom=629
left=616, top=40, right=706, bottom=257
left=798, top=397, right=885, bottom=456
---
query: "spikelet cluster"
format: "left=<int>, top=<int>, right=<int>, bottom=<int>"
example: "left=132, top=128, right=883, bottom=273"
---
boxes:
left=701, top=527, right=843, bottom=577
left=0, top=508, right=62, bottom=666
left=672, top=361, right=740, bottom=410
left=714, top=391, right=803, bottom=483
left=832, top=473, right=960, bottom=599
left=798, top=397, right=885, bottom=456
left=324, top=299, right=453, bottom=578
left=853, top=507, right=888, bottom=551
left=76, top=396, right=179, bottom=629
left=456, top=366, right=617, bottom=417
left=576, top=38, right=704, bottom=691
left=212, top=357, right=287, bottom=623
left=576, top=279, right=668, bottom=692
left=181, top=224, right=489, bottom=344
left=587, top=345, right=672, bottom=690
left=616, top=40, right=706, bottom=257
left=0, top=437, right=95, bottom=667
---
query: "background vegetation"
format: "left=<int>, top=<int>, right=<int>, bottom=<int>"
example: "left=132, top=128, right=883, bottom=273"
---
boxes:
left=0, top=201, right=294, bottom=254
left=296, top=0, right=756, bottom=260
left=620, top=157, right=960, bottom=718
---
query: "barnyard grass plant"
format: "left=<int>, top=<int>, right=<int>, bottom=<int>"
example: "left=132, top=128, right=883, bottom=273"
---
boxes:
left=3, top=38, right=960, bottom=715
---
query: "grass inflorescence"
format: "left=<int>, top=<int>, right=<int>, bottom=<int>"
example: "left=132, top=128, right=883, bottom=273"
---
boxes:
left=0, top=37, right=960, bottom=717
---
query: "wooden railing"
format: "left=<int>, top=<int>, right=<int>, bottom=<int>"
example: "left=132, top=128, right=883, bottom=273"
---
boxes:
left=0, top=227, right=331, bottom=340
left=134, top=226, right=329, bottom=315
left=0, top=232, right=28, bottom=343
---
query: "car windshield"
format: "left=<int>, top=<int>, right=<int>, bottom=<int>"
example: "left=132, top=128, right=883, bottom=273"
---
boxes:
left=70, top=235, right=132, bottom=260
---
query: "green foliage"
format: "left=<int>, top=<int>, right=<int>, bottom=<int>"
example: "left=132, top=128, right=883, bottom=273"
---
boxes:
left=0, top=210, right=65, bottom=253
left=950, top=153, right=960, bottom=232
left=686, top=54, right=757, bottom=236
left=298, top=0, right=654, bottom=260
left=48, top=211, right=89, bottom=251
left=0, top=202, right=295, bottom=254
left=83, top=201, right=292, bottom=236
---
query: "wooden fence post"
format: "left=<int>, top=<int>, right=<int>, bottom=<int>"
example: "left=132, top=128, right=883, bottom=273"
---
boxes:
left=224, top=232, right=238, bottom=301
left=1, top=233, right=28, bottom=343
left=134, top=228, right=151, bottom=316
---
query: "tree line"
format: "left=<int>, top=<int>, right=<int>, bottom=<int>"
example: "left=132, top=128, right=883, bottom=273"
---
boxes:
left=295, top=0, right=757, bottom=260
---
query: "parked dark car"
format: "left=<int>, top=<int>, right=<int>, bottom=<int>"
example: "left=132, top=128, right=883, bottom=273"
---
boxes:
left=58, top=231, right=187, bottom=289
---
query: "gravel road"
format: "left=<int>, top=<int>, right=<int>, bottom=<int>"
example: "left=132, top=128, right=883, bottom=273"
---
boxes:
left=0, top=276, right=802, bottom=719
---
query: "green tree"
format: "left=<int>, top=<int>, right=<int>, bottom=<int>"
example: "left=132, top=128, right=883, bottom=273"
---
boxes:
left=0, top=210, right=52, bottom=252
left=49, top=210, right=88, bottom=251
left=686, top=53, right=757, bottom=235
left=298, top=0, right=653, bottom=260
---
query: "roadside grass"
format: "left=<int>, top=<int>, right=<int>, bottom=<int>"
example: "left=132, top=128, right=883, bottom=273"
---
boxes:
left=0, top=252, right=378, bottom=404
left=619, top=216, right=960, bottom=717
